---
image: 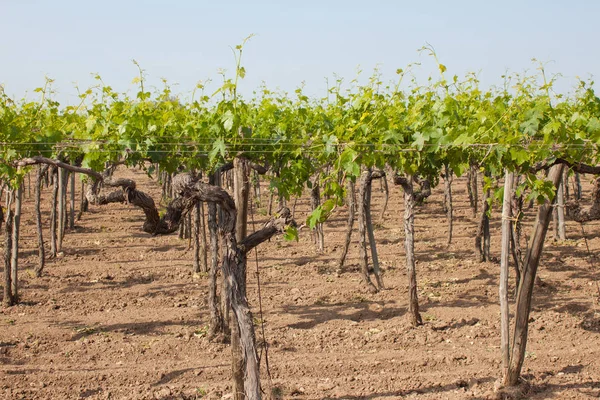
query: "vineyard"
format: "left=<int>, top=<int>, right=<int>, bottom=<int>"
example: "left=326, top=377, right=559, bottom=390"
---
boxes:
left=1, top=43, right=600, bottom=399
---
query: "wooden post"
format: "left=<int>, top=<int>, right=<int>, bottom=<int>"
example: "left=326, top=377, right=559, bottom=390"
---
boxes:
left=69, top=172, right=75, bottom=229
left=500, top=170, right=514, bottom=381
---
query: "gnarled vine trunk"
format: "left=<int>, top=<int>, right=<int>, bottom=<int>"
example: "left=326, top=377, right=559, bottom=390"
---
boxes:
left=391, top=171, right=423, bottom=326
left=3, top=191, right=14, bottom=306
left=468, top=163, right=479, bottom=217
left=10, top=184, right=23, bottom=304
left=310, top=177, right=324, bottom=253
left=50, top=167, right=58, bottom=258
left=357, top=169, right=378, bottom=293
left=337, top=179, right=356, bottom=273
left=504, top=164, right=564, bottom=387
left=444, top=165, right=454, bottom=247
left=475, top=173, right=491, bottom=262
left=57, top=168, right=66, bottom=253
left=207, top=172, right=224, bottom=341
left=566, top=177, right=600, bottom=222
left=35, top=165, right=48, bottom=277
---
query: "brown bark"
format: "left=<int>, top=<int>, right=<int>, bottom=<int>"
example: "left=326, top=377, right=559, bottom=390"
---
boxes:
left=207, top=173, right=224, bottom=341
left=50, top=167, right=58, bottom=258
left=10, top=184, right=23, bottom=304
left=392, top=174, right=423, bottom=327
left=566, top=177, right=600, bottom=222
left=14, top=156, right=103, bottom=180
left=413, top=176, right=431, bottom=203
left=0, top=183, right=4, bottom=232
left=231, top=157, right=250, bottom=400
left=78, top=181, right=88, bottom=220
left=379, top=173, right=389, bottom=222
left=233, top=158, right=249, bottom=244
left=563, top=168, right=570, bottom=201
left=365, top=172, right=385, bottom=290
left=3, top=191, right=14, bottom=306
left=500, top=170, right=514, bottom=381
left=510, top=174, right=524, bottom=288
left=186, top=212, right=192, bottom=241
left=310, top=178, right=324, bottom=252
left=505, top=164, right=564, bottom=386
left=192, top=202, right=201, bottom=273
left=574, top=172, right=582, bottom=200
left=267, top=191, right=274, bottom=216
left=178, top=219, right=185, bottom=239
left=239, top=209, right=295, bottom=252
left=199, top=201, right=208, bottom=272
left=556, top=177, right=566, bottom=240
left=475, top=176, right=491, bottom=262
left=69, top=172, right=75, bottom=229
left=86, top=177, right=164, bottom=234
left=468, top=164, right=479, bottom=217
left=116, top=173, right=293, bottom=400
left=444, top=165, right=454, bottom=247
left=337, top=180, right=356, bottom=272
left=252, top=170, right=261, bottom=207
left=358, top=170, right=378, bottom=293
left=35, top=165, right=48, bottom=277
left=213, top=196, right=292, bottom=400
left=57, top=168, right=65, bottom=253
left=291, top=197, right=298, bottom=219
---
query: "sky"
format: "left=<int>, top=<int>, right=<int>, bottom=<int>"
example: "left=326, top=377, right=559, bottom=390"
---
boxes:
left=1, top=0, right=598, bottom=104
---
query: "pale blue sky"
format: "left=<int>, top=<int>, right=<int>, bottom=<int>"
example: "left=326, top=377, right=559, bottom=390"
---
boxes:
left=1, top=0, right=598, bottom=104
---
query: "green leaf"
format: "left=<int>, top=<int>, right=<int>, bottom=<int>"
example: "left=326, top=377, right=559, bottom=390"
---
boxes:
left=283, top=225, right=299, bottom=242
left=412, top=131, right=426, bottom=150
left=339, top=147, right=360, bottom=178
left=321, top=199, right=336, bottom=214
left=221, top=111, right=234, bottom=132
left=307, top=206, right=323, bottom=229
left=509, top=148, right=529, bottom=165
left=85, top=116, right=97, bottom=132
left=5, top=149, right=17, bottom=160
left=209, top=138, right=226, bottom=162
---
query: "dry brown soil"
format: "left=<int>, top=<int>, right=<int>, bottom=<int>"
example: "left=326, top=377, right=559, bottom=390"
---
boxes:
left=1, top=167, right=599, bottom=399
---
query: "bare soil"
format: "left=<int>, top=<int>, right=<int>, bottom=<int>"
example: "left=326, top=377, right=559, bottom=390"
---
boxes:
left=1, top=168, right=599, bottom=400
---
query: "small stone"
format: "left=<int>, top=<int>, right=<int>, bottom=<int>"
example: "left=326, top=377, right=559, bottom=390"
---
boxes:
left=317, top=381, right=335, bottom=391
left=154, top=387, right=171, bottom=399
left=493, top=379, right=504, bottom=392
left=290, top=288, right=302, bottom=301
